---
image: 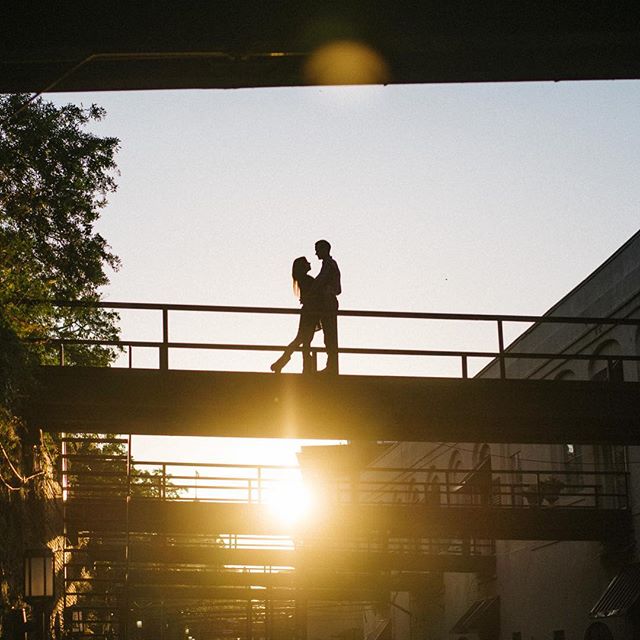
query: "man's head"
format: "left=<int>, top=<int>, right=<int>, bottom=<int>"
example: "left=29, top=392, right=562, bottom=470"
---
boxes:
left=315, top=239, right=331, bottom=260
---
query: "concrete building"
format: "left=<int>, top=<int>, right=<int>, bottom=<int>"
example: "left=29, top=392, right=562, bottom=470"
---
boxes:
left=363, top=228, right=640, bottom=640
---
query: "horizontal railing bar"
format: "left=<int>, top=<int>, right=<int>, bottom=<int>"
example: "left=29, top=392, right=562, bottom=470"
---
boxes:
left=344, top=468, right=626, bottom=476
left=66, top=462, right=625, bottom=477
left=62, top=454, right=128, bottom=460
left=134, top=461, right=298, bottom=471
left=26, top=337, right=640, bottom=362
left=30, top=299, right=640, bottom=326
left=60, top=437, right=129, bottom=443
left=64, top=471, right=128, bottom=478
left=131, top=480, right=256, bottom=488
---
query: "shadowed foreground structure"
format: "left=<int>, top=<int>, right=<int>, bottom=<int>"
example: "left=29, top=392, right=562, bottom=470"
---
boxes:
left=15, top=294, right=640, bottom=638
left=31, top=366, right=640, bottom=444
left=58, top=435, right=631, bottom=639
left=3, top=2, right=640, bottom=92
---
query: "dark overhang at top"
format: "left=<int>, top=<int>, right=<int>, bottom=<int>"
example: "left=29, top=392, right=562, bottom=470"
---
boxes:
left=3, top=1, right=640, bottom=94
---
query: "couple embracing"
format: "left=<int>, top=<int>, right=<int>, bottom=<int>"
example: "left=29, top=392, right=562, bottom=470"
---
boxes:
left=270, top=239, right=341, bottom=374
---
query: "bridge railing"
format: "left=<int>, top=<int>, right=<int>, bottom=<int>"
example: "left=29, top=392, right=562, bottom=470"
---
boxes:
left=62, top=456, right=630, bottom=511
left=30, top=300, right=640, bottom=378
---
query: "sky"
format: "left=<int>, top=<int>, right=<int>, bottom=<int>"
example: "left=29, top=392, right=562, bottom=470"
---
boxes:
left=48, top=80, right=640, bottom=464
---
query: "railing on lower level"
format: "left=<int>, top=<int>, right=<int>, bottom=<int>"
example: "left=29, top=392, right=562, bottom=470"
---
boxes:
left=62, top=455, right=630, bottom=511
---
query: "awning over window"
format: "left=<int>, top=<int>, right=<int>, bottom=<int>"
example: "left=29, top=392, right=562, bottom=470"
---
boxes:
left=451, top=596, right=500, bottom=634
left=590, top=564, right=640, bottom=618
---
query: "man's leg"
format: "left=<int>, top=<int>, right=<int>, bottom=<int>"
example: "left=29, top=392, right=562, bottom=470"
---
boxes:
left=300, top=313, right=318, bottom=373
left=322, top=302, right=339, bottom=373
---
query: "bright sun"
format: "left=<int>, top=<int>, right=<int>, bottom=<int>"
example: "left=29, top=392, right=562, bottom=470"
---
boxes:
left=264, top=479, right=315, bottom=526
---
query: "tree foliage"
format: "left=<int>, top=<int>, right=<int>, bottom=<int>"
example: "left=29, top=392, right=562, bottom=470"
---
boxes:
left=0, top=94, right=126, bottom=635
left=0, top=93, right=121, bottom=366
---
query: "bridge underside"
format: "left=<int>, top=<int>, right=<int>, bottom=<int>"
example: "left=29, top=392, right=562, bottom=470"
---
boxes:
left=65, top=498, right=629, bottom=542
left=82, top=542, right=495, bottom=575
left=3, top=3, right=640, bottom=92
left=31, top=367, right=640, bottom=444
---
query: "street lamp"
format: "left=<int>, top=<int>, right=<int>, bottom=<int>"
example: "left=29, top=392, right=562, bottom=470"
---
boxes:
left=24, top=548, right=55, bottom=640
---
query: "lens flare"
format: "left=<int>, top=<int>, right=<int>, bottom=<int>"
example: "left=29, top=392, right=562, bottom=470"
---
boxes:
left=265, top=479, right=315, bottom=526
left=304, top=40, right=390, bottom=85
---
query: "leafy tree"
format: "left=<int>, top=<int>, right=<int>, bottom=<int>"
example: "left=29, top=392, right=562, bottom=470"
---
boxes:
left=0, top=93, right=121, bottom=366
left=0, top=93, right=122, bottom=635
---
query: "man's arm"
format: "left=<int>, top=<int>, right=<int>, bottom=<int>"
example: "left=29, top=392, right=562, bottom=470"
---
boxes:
left=313, top=258, right=340, bottom=296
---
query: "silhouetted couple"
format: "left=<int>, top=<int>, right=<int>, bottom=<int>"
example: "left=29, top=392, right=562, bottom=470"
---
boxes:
left=270, top=239, right=341, bottom=374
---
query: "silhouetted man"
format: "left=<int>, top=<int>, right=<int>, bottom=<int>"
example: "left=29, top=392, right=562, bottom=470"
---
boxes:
left=313, top=239, right=341, bottom=373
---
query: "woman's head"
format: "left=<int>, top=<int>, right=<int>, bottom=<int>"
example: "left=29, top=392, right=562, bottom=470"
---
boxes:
left=291, top=256, right=311, bottom=296
left=292, top=256, right=310, bottom=279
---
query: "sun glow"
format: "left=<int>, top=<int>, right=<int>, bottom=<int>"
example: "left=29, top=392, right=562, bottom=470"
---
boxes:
left=264, top=478, right=316, bottom=526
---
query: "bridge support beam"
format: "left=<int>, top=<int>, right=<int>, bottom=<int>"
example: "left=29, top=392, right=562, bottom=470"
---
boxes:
left=30, top=366, right=640, bottom=444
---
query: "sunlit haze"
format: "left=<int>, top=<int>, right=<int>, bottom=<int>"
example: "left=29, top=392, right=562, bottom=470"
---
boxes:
left=49, top=81, right=640, bottom=463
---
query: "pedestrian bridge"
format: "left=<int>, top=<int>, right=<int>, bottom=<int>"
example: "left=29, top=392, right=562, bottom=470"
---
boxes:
left=64, top=453, right=630, bottom=543
left=27, top=301, right=640, bottom=444
left=62, top=447, right=630, bottom=621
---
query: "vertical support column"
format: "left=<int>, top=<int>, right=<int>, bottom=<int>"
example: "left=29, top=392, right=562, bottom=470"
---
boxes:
left=246, top=599, right=253, bottom=640
left=625, top=471, right=630, bottom=510
left=335, top=315, right=340, bottom=375
left=159, top=307, right=169, bottom=370
left=265, top=594, right=273, bottom=640
left=295, top=598, right=307, bottom=640
left=497, top=320, right=506, bottom=379
left=122, top=434, right=132, bottom=640
left=61, top=433, right=68, bottom=631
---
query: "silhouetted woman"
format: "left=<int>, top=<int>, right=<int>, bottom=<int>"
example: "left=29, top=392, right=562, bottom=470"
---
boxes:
left=270, top=257, right=320, bottom=373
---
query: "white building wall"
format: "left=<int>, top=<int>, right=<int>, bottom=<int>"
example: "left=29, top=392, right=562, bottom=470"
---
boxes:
left=368, top=229, right=640, bottom=640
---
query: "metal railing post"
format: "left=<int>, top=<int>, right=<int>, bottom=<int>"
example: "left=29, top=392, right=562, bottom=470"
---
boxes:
left=497, top=320, right=506, bottom=379
left=33, top=301, right=640, bottom=378
left=335, top=315, right=340, bottom=375
left=159, top=308, right=169, bottom=370
left=624, top=472, right=630, bottom=510
left=445, top=470, right=450, bottom=506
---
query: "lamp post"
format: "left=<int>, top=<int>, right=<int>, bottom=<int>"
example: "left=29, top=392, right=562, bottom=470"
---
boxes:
left=24, top=548, right=55, bottom=640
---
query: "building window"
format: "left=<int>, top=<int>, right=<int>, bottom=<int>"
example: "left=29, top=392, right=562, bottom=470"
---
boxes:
left=474, top=443, right=491, bottom=468
left=553, top=631, right=565, bottom=640
left=589, top=339, right=623, bottom=382
left=512, top=633, right=522, bottom=640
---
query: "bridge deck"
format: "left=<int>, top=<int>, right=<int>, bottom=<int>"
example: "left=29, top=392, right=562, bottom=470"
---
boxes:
left=76, top=543, right=495, bottom=574
left=64, top=497, right=630, bottom=542
left=32, top=366, right=640, bottom=443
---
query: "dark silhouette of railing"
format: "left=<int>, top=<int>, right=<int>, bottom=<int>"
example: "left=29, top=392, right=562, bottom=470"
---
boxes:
left=62, top=456, right=630, bottom=511
left=32, top=300, right=640, bottom=378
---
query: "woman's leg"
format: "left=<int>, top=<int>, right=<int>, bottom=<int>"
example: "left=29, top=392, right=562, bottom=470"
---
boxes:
left=270, top=316, right=310, bottom=372
left=271, top=313, right=317, bottom=373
